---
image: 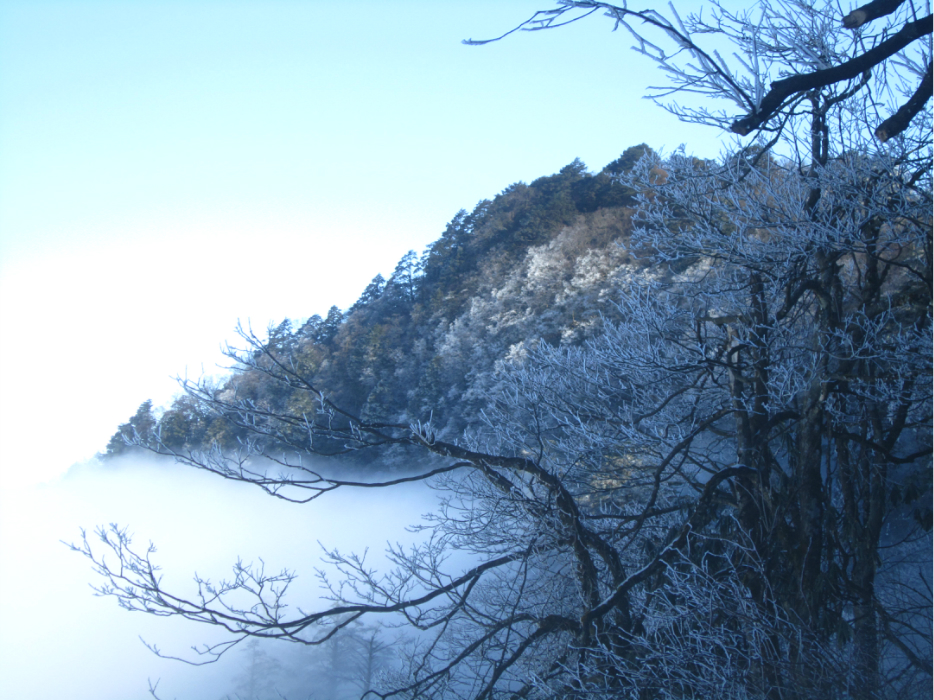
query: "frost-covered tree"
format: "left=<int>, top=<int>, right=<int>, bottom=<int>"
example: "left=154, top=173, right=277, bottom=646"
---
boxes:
left=75, top=3, right=930, bottom=699
left=467, top=0, right=931, bottom=143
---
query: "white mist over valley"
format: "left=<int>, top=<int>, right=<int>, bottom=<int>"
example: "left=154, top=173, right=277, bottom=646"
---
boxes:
left=1, top=1, right=929, bottom=698
left=0, top=454, right=438, bottom=699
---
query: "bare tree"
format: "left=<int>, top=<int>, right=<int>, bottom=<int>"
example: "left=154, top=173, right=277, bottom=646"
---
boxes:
left=466, top=0, right=931, bottom=143
left=70, top=2, right=931, bottom=698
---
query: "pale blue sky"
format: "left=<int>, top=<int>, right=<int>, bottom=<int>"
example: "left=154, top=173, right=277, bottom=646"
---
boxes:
left=0, top=1, right=737, bottom=478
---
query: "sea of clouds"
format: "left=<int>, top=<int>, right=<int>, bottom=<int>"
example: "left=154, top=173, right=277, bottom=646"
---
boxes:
left=0, top=453, right=440, bottom=700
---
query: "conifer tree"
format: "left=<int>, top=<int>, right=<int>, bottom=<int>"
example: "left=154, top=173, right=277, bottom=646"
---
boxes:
left=104, top=400, right=156, bottom=457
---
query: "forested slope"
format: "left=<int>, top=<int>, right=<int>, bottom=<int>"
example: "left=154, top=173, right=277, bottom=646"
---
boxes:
left=104, top=145, right=653, bottom=461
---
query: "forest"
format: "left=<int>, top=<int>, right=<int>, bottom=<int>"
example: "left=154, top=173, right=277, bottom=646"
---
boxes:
left=84, top=2, right=931, bottom=699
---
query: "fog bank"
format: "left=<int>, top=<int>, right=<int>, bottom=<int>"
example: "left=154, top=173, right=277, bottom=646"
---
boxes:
left=0, top=454, right=438, bottom=699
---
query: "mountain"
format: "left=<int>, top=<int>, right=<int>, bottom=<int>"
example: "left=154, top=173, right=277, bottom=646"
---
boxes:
left=104, top=146, right=657, bottom=462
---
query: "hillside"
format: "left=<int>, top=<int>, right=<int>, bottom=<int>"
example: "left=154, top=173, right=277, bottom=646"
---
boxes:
left=104, top=145, right=654, bottom=462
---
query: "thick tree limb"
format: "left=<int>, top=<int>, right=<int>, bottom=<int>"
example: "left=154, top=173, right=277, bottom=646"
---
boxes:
left=730, top=14, right=933, bottom=135
left=876, top=60, right=934, bottom=142
left=843, top=0, right=907, bottom=29
left=581, top=465, right=756, bottom=628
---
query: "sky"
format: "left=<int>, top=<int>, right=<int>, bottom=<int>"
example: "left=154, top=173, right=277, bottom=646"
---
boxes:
left=0, top=2, right=742, bottom=698
left=0, top=0, right=739, bottom=483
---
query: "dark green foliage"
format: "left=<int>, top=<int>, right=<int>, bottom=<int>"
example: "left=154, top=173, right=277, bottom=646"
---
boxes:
left=104, top=400, right=156, bottom=457
left=157, top=396, right=205, bottom=451
left=297, top=309, right=344, bottom=345
left=349, top=274, right=386, bottom=315
left=604, top=143, right=653, bottom=175
left=308, top=305, right=345, bottom=345
left=386, top=249, right=420, bottom=304
left=265, top=318, right=294, bottom=354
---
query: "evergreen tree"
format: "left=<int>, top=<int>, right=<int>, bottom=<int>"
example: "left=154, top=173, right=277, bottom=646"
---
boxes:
left=385, top=250, right=421, bottom=303
left=349, top=274, right=386, bottom=315
left=421, top=209, right=474, bottom=288
left=297, top=314, right=333, bottom=345
left=604, top=143, right=653, bottom=175
left=104, top=400, right=156, bottom=458
left=157, top=395, right=208, bottom=452
left=318, top=305, right=344, bottom=344
left=265, top=318, right=294, bottom=353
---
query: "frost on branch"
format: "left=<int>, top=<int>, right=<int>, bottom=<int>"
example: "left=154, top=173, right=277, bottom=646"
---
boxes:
left=76, top=3, right=931, bottom=696
left=468, top=1, right=932, bottom=143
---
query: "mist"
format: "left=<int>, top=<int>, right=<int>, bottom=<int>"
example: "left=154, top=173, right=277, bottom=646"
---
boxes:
left=0, top=453, right=440, bottom=700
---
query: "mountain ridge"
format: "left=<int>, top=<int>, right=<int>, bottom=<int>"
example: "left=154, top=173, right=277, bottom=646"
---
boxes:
left=103, top=145, right=654, bottom=462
